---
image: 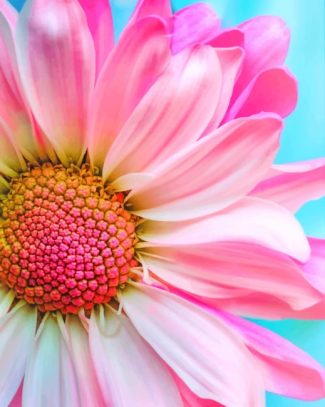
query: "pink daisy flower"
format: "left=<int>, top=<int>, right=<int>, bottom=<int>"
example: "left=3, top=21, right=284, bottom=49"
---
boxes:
left=0, top=0, right=324, bottom=405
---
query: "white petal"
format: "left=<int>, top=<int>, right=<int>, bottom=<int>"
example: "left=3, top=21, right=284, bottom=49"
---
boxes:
left=89, top=306, right=182, bottom=407
left=0, top=303, right=36, bottom=406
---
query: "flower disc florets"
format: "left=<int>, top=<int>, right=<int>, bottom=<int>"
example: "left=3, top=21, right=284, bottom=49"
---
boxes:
left=0, top=163, right=139, bottom=314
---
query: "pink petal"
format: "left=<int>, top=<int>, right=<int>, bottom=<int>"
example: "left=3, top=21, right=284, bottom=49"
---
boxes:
left=123, top=284, right=264, bottom=406
left=0, top=304, right=36, bottom=406
left=226, top=67, right=298, bottom=120
left=88, top=17, right=170, bottom=169
left=65, top=315, right=105, bottom=407
left=252, top=158, right=325, bottom=212
left=89, top=307, right=182, bottom=406
left=103, top=45, right=222, bottom=179
left=15, top=0, right=95, bottom=165
left=23, top=315, right=80, bottom=407
left=233, top=16, right=290, bottom=99
left=208, top=28, right=244, bottom=48
left=78, top=0, right=114, bottom=76
left=128, top=115, right=282, bottom=221
left=141, top=242, right=321, bottom=310
left=218, top=312, right=325, bottom=400
left=171, top=3, right=220, bottom=54
left=138, top=196, right=310, bottom=262
left=130, top=0, right=172, bottom=23
left=199, top=293, right=325, bottom=320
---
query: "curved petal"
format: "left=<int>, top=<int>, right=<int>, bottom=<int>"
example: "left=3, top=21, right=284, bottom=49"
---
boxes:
left=218, top=312, right=325, bottom=400
left=233, top=16, right=290, bottom=98
left=65, top=315, right=105, bottom=407
left=208, top=28, right=244, bottom=48
left=0, top=303, right=36, bottom=407
left=226, top=67, right=298, bottom=120
left=15, top=0, right=95, bottom=165
left=252, top=158, right=325, bottom=212
left=89, top=306, right=182, bottom=407
left=23, top=315, right=80, bottom=407
left=141, top=242, right=321, bottom=310
left=78, top=0, right=114, bottom=76
left=128, top=115, right=282, bottom=221
left=103, top=45, right=222, bottom=179
left=88, top=17, right=170, bottom=169
left=171, top=3, right=220, bottom=53
left=123, top=284, right=264, bottom=406
left=138, top=196, right=310, bottom=262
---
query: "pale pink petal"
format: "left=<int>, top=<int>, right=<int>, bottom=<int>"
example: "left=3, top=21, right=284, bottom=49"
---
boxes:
left=141, top=242, right=321, bottom=310
left=204, top=47, right=244, bottom=132
left=78, top=0, right=114, bottom=76
left=103, top=45, right=222, bottom=179
left=232, top=16, right=290, bottom=98
left=208, top=28, right=244, bottom=48
left=128, top=115, right=282, bottom=221
left=65, top=315, right=105, bottom=407
left=123, top=284, right=264, bottom=406
left=89, top=306, right=182, bottom=407
left=23, top=315, right=80, bottom=407
left=171, top=3, right=220, bottom=53
left=0, top=11, right=44, bottom=161
left=252, top=158, right=325, bottom=212
left=88, top=17, right=170, bottom=169
left=130, top=0, right=171, bottom=23
left=218, top=312, right=325, bottom=400
left=226, top=67, right=298, bottom=120
left=138, top=197, right=310, bottom=262
left=15, top=0, right=95, bottom=165
left=0, top=304, right=36, bottom=407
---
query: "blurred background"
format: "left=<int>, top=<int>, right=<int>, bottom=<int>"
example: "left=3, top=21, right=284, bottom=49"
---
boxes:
left=9, top=0, right=325, bottom=405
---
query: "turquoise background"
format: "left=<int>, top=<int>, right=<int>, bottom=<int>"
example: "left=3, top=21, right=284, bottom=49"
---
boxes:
left=9, top=0, right=325, bottom=405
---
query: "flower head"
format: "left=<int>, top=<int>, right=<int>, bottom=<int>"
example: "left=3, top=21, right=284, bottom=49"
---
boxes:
left=0, top=0, right=324, bottom=406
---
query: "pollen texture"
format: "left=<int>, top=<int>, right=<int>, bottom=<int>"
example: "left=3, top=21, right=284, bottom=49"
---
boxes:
left=0, top=163, right=138, bottom=314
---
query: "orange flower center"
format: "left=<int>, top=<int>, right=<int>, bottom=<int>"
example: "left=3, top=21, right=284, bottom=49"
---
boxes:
left=0, top=163, right=138, bottom=314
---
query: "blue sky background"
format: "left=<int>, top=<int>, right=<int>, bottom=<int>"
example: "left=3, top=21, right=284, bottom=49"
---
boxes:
left=8, top=1, right=325, bottom=405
